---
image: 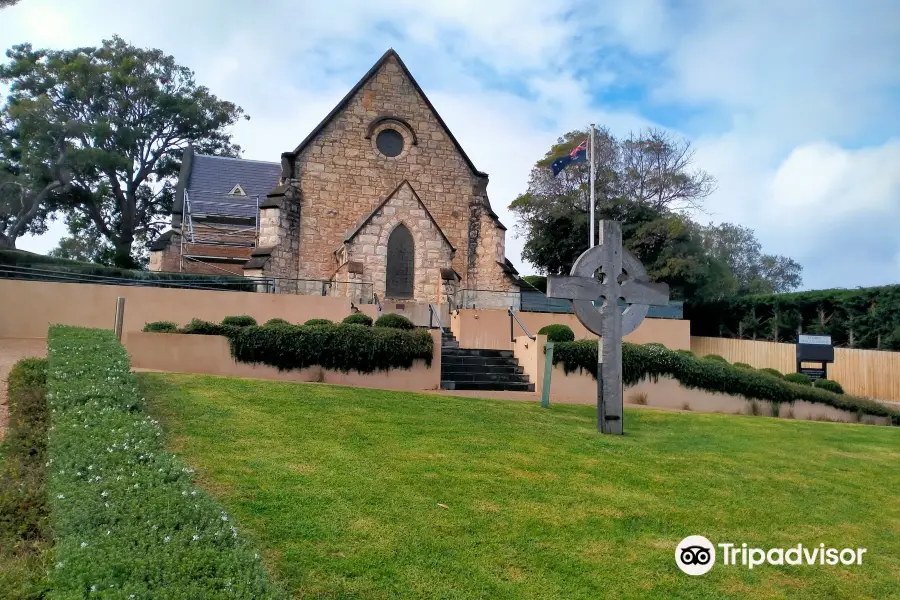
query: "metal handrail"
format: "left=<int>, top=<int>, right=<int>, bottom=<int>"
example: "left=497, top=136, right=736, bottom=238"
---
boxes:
left=428, top=303, right=444, bottom=331
left=508, top=306, right=536, bottom=342
left=446, top=292, right=458, bottom=315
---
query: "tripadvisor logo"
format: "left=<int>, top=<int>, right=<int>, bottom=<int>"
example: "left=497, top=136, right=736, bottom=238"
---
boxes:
left=675, top=536, right=867, bottom=575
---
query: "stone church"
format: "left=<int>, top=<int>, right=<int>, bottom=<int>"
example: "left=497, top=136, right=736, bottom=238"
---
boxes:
left=150, top=49, right=521, bottom=307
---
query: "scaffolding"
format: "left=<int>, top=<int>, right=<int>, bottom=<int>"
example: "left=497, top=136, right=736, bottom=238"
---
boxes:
left=179, top=189, right=260, bottom=273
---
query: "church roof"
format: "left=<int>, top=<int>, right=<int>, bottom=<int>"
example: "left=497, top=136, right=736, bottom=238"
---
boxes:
left=343, top=180, right=456, bottom=252
left=172, top=147, right=281, bottom=224
left=284, top=49, right=488, bottom=179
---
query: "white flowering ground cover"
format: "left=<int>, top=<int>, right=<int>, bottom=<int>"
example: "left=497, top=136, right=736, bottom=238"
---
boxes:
left=45, top=326, right=285, bottom=598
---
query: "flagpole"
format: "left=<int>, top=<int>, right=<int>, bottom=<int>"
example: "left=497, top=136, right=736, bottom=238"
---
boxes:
left=589, top=123, right=596, bottom=248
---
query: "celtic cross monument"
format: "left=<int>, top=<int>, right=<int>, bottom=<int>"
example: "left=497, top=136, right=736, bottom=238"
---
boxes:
left=547, top=220, right=670, bottom=434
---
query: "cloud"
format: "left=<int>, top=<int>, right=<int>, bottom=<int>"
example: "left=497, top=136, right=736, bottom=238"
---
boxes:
left=5, top=0, right=900, bottom=292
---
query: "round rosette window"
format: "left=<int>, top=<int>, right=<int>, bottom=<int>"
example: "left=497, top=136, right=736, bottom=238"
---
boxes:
left=376, top=129, right=404, bottom=157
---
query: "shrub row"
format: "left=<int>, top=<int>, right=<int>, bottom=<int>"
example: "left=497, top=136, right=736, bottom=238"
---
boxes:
left=229, top=323, right=433, bottom=373
left=45, top=326, right=284, bottom=598
left=551, top=340, right=900, bottom=424
left=0, top=358, right=52, bottom=598
left=145, top=313, right=431, bottom=373
left=0, top=249, right=255, bottom=291
left=685, top=283, right=900, bottom=349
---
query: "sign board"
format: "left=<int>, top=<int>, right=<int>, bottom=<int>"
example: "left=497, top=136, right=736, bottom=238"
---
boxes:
left=798, top=335, right=831, bottom=346
left=799, top=366, right=827, bottom=381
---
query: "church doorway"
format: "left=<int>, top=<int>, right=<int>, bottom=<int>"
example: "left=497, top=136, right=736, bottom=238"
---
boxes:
left=386, top=224, right=414, bottom=298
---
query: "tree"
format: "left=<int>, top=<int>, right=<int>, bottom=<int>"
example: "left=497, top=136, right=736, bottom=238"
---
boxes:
left=0, top=36, right=248, bottom=267
left=0, top=104, right=71, bottom=249
left=619, top=128, right=715, bottom=212
left=700, top=223, right=803, bottom=295
left=509, top=127, right=728, bottom=301
left=0, top=0, right=22, bottom=8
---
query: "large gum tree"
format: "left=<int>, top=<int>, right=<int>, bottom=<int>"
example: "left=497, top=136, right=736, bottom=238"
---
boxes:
left=0, top=36, right=248, bottom=267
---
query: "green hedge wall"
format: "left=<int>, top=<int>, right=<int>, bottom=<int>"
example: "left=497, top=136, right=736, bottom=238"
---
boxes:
left=177, top=321, right=434, bottom=373
left=45, top=326, right=285, bottom=598
left=551, top=340, right=900, bottom=424
left=233, top=323, right=433, bottom=373
left=0, top=357, right=52, bottom=598
left=0, top=249, right=255, bottom=291
left=685, top=284, right=900, bottom=350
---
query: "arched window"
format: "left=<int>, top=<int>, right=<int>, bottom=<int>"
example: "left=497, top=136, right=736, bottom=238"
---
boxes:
left=386, top=224, right=414, bottom=298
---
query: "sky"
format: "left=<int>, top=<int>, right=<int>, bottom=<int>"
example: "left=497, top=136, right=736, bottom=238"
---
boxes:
left=2, top=0, right=899, bottom=290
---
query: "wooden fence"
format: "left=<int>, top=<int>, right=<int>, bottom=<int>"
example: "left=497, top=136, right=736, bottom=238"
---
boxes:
left=690, top=337, right=900, bottom=402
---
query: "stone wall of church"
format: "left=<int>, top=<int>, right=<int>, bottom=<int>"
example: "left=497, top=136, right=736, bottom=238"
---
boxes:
left=253, top=193, right=302, bottom=293
left=345, top=183, right=453, bottom=303
left=291, top=55, right=511, bottom=294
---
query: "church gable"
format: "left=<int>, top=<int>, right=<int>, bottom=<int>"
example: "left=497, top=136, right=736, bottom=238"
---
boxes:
left=340, top=181, right=454, bottom=302
left=285, top=49, right=486, bottom=179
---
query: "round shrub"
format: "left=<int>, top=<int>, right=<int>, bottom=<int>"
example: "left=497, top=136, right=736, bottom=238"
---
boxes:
left=374, top=313, right=415, bottom=330
left=342, top=313, right=374, bottom=326
left=264, top=318, right=291, bottom=327
left=759, top=368, right=785, bottom=379
left=143, top=321, right=178, bottom=333
left=221, top=315, right=257, bottom=327
left=304, top=318, right=334, bottom=327
left=674, top=349, right=695, bottom=358
left=783, top=372, right=811, bottom=385
left=701, top=354, right=728, bottom=364
left=538, top=324, right=575, bottom=343
left=814, top=378, right=844, bottom=394
left=733, top=362, right=754, bottom=370
left=644, top=342, right=668, bottom=350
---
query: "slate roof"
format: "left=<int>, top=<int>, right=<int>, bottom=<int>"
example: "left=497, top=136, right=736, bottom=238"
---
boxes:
left=184, top=154, right=281, bottom=220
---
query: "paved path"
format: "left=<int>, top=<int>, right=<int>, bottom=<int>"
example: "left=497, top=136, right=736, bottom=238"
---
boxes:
left=0, top=339, right=47, bottom=440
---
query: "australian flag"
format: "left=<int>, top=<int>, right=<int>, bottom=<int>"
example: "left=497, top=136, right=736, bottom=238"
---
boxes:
left=551, top=139, right=587, bottom=176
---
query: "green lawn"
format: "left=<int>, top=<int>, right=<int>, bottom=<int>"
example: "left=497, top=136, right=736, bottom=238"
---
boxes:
left=140, top=374, right=900, bottom=600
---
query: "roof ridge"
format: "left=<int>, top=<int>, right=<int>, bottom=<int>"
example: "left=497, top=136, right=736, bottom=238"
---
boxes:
left=194, top=154, right=280, bottom=167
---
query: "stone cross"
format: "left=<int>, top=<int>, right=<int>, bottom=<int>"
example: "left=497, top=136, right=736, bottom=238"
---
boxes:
left=547, top=220, right=670, bottom=434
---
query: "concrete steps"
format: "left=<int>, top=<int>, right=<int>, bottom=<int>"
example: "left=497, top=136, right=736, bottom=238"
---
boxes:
left=437, top=328, right=534, bottom=393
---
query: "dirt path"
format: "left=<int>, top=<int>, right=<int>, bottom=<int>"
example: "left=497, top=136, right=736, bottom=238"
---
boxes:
left=0, top=339, right=47, bottom=440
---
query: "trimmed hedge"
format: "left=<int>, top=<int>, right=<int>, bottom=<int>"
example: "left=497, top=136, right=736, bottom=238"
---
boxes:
left=264, top=318, right=291, bottom=327
left=538, top=324, right=575, bottom=343
left=45, top=326, right=284, bottom=598
left=221, top=315, right=257, bottom=327
left=177, top=320, right=434, bottom=373
left=143, top=321, right=178, bottom=333
left=374, top=313, right=415, bottom=330
left=733, top=362, right=754, bottom=370
left=0, top=249, right=255, bottom=291
left=304, top=318, right=333, bottom=327
left=702, top=354, right=728, bottom=364
left=784, top=372, right=811, bottom=385
left=180, top=318, right=242, bottom=338
left=551, top=340, right=900, bottom=424
left=342, top=313, right=374, bottom=326
left=0, top=358, right=51, bottom=561
left=760, top=368, right=784, bottom=379
left=815, top=379, right=845, bottom=394
left=230, top=323, right=433, bottom=373
left=685, top=283, right=900, bottom=350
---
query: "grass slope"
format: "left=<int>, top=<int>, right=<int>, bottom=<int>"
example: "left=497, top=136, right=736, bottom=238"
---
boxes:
left=140, top=374, right=900, bottom=600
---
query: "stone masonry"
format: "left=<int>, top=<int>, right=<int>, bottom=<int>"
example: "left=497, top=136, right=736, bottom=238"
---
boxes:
left=278, top=50, right=517, bottom=303
left=342, top=181, right=454, bottom=303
